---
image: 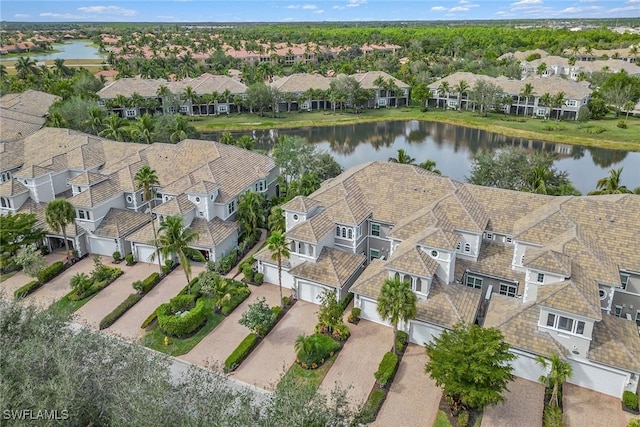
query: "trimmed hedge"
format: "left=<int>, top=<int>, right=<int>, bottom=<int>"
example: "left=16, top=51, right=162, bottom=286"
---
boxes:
left=14, top=280, right=41, bottom=299
left=37, top=261, right=64, bottom=284
left=141, top=272, right=161, bottom=294
left=141, top=310, right=158, bottom=329
left=358, top=388, right=386, bottom=424
left=623, top=391, right=639, bottom=411
left=157, top=296, right=208, bottom=337
left=221, top=287, right=250, bottom=316
left=396, top=330, right=409, bottom=353
left=224, top=333, right=258, bottom=373
left=374, top=352, right=399, bottom=387
left=99, top=293, right=143, bottom=330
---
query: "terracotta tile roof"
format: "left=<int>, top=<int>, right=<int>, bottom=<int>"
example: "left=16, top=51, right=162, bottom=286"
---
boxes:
left=0, top=179, right=28, bottom=197
left=589, top=315, right=640, bottom=373
left=282, top=196, right=322, bottom=213
left=189, top=217, right=237, bottom=248
left=17, top=198, right=84, bottom=238
left=524, top=248, right=571, bottom=277
left=287, top=209, right=334, bottom=243
left=126, top=222, right=156, bottom=245
left=350, top=258, right=389, bottom=299
left=94, top=208, right=150, bottom=238
left=68, top=171, right=108, bottom=186
left=290, top=247, right=365, bottom=288
left=416, top=227, right=459, bottom=251
left=153, top=194, right=195, bottom=215
left=387, top=240, right=439, bottom=279
left=67, top=179, right=121, bottom=208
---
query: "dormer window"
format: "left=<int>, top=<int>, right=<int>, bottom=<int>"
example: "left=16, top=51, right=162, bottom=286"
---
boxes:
left=464, top=243, right=471, bottom=253
left=537, top=273, right=544, bottom=283
left=545, top=313, right=585, bottom=335
left=195, top=196, right=201, bottom=203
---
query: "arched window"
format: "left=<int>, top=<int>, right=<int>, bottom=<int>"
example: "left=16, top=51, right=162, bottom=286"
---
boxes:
left=336, top=226, right=340, bottom=236
left=342, top=227, right=346, bottom=238
left=394, top=272, right=400, bottom=281
left=521, top=254, right=525, bottom=265
left=464, top=243, right=471, bottom=253
left=403, top=274, right=411, bottom=284
left=416, top=277, right=422, bottom=293
left=348, top=229, right=353, bottom=239
left=456, top=242, right=461, bottom=250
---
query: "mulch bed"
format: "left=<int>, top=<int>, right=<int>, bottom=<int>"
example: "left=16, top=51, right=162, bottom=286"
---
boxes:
left=437, top=395, right=482, bottom=427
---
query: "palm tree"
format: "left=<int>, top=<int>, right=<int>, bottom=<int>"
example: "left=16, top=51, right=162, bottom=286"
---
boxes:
left=266, top=231, right=290, bottom=307
left=237, top=190, right=265, bottom=238
left=267, top=206, right=285, bottom=233
left=99, top=115, right=128, bottom=141
left=167, top=115, right=196, bottom=143
left=294, top=333, right=316, bottom=360
left=519, top=83, right=534, bottom=117
left=377, top=277, right=417, bottom=354
left=135, top=165, right=163, bottom=274
left=553, top=92, right=566, bottom=121
left=623, top=100, right=635, bottom=123
left=454, top=80, right=469, bottom=111
left=373, top=75, right=386, bottom=107
left=182, top=86, right=197, bottom=115
left=156, top=84, right=172, bottom=114
left=526, top=165, right=552, bottom=194
left=128, top=114, right=156, bottom=144
left=201, top=273, right=243, bottom=313
left=438, top=81, right=450, bottom=110
left=588, top=168, right=633, bottom=195
left=0, top=64, right=8, bottom=81
left=536, top=353, right=573, bottom=407
left=70, top=272, right=91, bottom=294
left=45, top=199, right=76, bottom=262
left=83, top=107, right=106, bottom=135
left=153, top=215, right=204, bottom=289
left=540, top=93, right=552, bottom=121
left=536, top=62, right=548, bottom=77
left=419, top=159, right=441, bottom=174
left=15, top=57, right=38, bottom=80
left=388, top=149, right=416, bottom=165
left=53, top=58, right=72, bottom=78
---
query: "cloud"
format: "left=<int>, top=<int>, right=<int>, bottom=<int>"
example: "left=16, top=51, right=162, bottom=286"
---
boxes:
left=511, top=0, right=542, bottom=6
left=346, top=0, right=367, bottom=7
left=303, top=4, right=318, bottom=9
left=14, top=13, right=30, bottom=18
left=313, top=9, right=325, bottom=13
left=431, top=6, right=447, bottom=10
left=449, top=6, right=470, bottom=11
left=77, top=6, right=137, bottom=16
left=39, top=12, right=83, bottom=19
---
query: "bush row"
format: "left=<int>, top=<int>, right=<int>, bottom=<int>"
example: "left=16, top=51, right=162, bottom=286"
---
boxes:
left=221, top=286, right=251, bottom=316
left=224, top=333, right=259, bottom=373
left=13, top=280, right=40, bottom=299
left=396, top=330, right=409, bottom=353
left=99, top=293, right=143, bottom=330
left=623, top=391, right=639, bottom=411
left=37, top=261, right=65, bottom=284
left=157, top=297, right=208, bottom=337
left=356, top=388, right=386, bottom=424
left=374, top=352, right=399, bottom=387
left=142, top=272, right=161, bottom=293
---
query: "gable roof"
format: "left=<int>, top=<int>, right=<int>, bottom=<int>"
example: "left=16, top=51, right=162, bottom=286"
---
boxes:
left=282, top=196, right=322, bottom=214
left=94, top=208, right=150, bottom=238
left=67, top=179, right=122, bottom=208
left=153, top=193, right=195, bottom=215
left=189, top=217, right=237, bottom=248
left=523, top=248, right=572, bottom=277
left=287, top=209, right=334, bottom=243
left=0, top=178, right=28, bottom=197
left=290, top=247, right=365, bottom=288
left=387, top=242, right=439, bottom=279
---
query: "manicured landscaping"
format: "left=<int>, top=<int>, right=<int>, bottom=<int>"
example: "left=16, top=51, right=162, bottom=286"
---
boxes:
left=100, top=272, right=163, bottom=330
left=278, top=351, right=339, bottom=392
left=13, top=261, right=65, bottom=298
left=140, top=312, right=225, bottom=356
left=433, top=410, right=454, bottom=427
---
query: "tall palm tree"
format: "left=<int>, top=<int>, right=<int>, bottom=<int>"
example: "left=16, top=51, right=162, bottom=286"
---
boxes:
left=53, top=58, right=72, bottom=78
left=553, top=92, right=566, bottom=122
left=536, top=62, right=548, bottom=77
left=135, top=165, right=163, bottom=274
left=540, top=93, right=552, bottom=121
left=99, top=115, right=128, bottom=141
left=623, top=100, right=635, bottom=123
left=15, top=57, right=38, bottom=80
left=377, top=277, right=417, bottom=354
left=45, top=199, right=76, bottom=262
left=438, top=81, right=451, bottom=110
left=454, top=80, right=469, bottom=111
left=156, top=84, right=172, bottom=114
left=588, top=168, right=633, bottom=195
left=153, top=215, right=204, bottom=288
left=182, top=86, right=197, bottom=115
left=536, top=353, right=573, bottom=407
left=237, top=190, right=265, bottom=238
left=388, top=149, right=416, bottom=165
left=373, top=75, right=386, bottom=106
left=419, top=159, right=441, bottom=174
left=267, top=206, right=285, bottom=233
left=128, top=114, right=156, bottom=144
left=167, top=115, right=196, bottom=143
left=519, top=83, right=534, bottom=117
left=266, top=231, right=290, bottom=307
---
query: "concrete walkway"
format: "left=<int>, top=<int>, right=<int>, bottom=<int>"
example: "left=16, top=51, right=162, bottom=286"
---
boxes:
left=232, top=300, right=318, bottom=391
left=73, top=262, right=159, bottom=329
left=0, top=252, right=66, bottom=298
left=482, top=377, right=544, bottom=427
left=563, top=383, right=634, bottom=427
left=373, top=344, right=442, bottom=427
left=319, top=319, right=393, bottom=410
left=104, top=265, right=205, bottom=342
left=180, top=283, right=281, bottom=371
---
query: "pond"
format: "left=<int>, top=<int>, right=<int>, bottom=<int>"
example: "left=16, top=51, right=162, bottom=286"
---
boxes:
left=0, top=41, right=105, bottom=62
left=204, top=120, right=640, bottom=195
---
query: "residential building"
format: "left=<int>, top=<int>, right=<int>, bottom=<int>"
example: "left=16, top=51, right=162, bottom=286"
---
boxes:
left=0, top=90, right=59, bottom=143
left=256, top=161, right=640, bottom=398
left=0, top=127, right=278, bottom=263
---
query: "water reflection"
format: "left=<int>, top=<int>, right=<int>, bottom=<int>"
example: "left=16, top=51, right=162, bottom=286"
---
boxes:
left=203, top=120, right=639, bottom=195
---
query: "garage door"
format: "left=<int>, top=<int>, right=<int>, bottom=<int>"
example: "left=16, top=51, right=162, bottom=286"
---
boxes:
left=360, top=297, right=388, bottom=325
left=136, top=244, right=158, bottom=264
left=298, top=280, right=327, bottom=304
left=90, top=237, right=117, bottom=256
left=510, top=349, right=547, bottom=383
left=262, top=263, right=294, bottom=289
left=568, top=359, right=627, bottom=397
left=409, top=321, right=442, bottom=346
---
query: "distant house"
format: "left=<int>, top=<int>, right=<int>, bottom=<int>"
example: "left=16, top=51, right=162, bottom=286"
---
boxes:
left=0, top=90, right=60, bottom=143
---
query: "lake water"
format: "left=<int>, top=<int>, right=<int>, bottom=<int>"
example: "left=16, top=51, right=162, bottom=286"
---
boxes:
left=204, top=120, right=640, bottom=195
left=0, top=41, right=105, bottom=62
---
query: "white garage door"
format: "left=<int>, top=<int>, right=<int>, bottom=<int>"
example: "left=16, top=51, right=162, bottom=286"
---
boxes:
left=136, top=244, right=158, bottom=264
left=360, top=297, right=388, bottom=325
left=298, top=280, right=327, bottom=304
left=568, top=359, right=627, bottom=397
left=262, top=263, right=294, bottom=289
left=409, top=321, right=442, bottom=346
left=510, top=350, right=548, bottom=383
left=90, top=237, right=117, bottom=256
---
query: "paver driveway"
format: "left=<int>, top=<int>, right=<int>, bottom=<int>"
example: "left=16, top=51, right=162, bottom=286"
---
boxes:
left=319, top=319, right=393, bottom=410
left=0, top=252, right=66, bottom=298
left=73, top=262, right=159, bottom=329
left=105, top=265, right=205, bottom=342
left=373, top=343, right=441, bottom=427
left=231, top=300, right=318, bottom=390
left=481, top=377, right=544, bottom=427
left=180, top=283, right=281, bottom=371
left=563, top=383, right=632, bottom=427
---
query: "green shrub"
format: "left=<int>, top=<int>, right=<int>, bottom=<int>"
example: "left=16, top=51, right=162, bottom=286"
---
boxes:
left=14, top=280, right=41, bottom=299
left=617, top=120, right=628, bottom=129
left=253, top=272, right=264, bottom=285
left=140, top=310, right=158, bottom=329
left=357, top=388, right=386, bottom=423
left=396, top=330, right=409, bottom=353
left=282, top=296, right=291, bottom=306
left=296, top=333, right=341, bottom=366
left=142, top=272, right=160, bottom=294
left=458, top=410, right=469, bottom=427
left=623, top=391, right=639, bottom=411
left=374, top=352, right=399, bottom=387
left=331, top=323, right=350, bottom=341
left=271, top=305, right=283, bottom=318
left=351, top=307, right=361, bottom=318
left=628, top=419, right=640, bottom=427
left=112, top=251, right=121, bottom=263
left=125, top=253, right=134, bottom=265
left=224, top=333, right=258, bottom=373
left=100, top=293, right=142, bottom=330
left=133, top=280, right=144, bottom=294
left=221, top=286, right=250, bottom=316
left=157, top=297, right=208, bottom=337
left=242, top=264, right=254, bottom=282
left=339, top=292, right=354, bottom=311
left=543, top=406, right=563, bottom=427
left=37, top=261, right=64, bottom=283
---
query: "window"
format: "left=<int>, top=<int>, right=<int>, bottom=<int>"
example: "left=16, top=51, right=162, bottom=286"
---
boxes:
left=78, top=210, right=86, bottom=219
left=620, top=274, right=629, bottom=290
left=456, top=242, right=461, bottom=251
left=293, top=214, right=299, bottom=221
left=566, top=100, right=577, bottom=107
left=371, top=223, right=380, bottom=237
left=506, top=237, right=513, bottom=244
left=599, top=289, right=607, bottom=300
left=255, top=179, right=266, bottom=192
left=403, top=274, right=411, bottom=284
left=126, top=195, right=133, bottom=203
left=415, top=277, right=422, bottom=293
left=464, top=243, right=471, bottom=253
left=125, top=109, right=137, bottom=117
left=180, top=105, right=189, bottom=113
left=558, top=316, right=573, bottom=332
left=499, top=283, right=517, bottom=297
left=227, top=200, right=236, bottom=215
left=348, top=229, right=353, bottom=239
left=301, top=101, right=309, bottom=110
left=342, top=228, right=346, bottom=238
left=167, top=106, right=175, bottom=114
left=537, top=273, right=544, bottom=283
left=520, top=254, right=525, bottom=265
left=195, top=196, right=201, bottom=203
left=575, top=321, right=585, bottom=335
left=140, top=193, right=144, bottom=202
left=378, top=98, right=387, bottom=106
left=357, top=224, right=362, bottom=238
left=218, top=104, right=228, bottom=113
left=486, top=232, right=493, bottom=240
left=336, top=226, right=340, bottom=236
left=370, top=249, right=380, bottom=261
left=309, top=246, right=314, bottom=257
left=466, top=275, right=482, bottom=289
left=431, top=250, right=438, bottom=258
left=546, top=313, right=556, bottom=327
left=0, top=198, right=9, bottom=208
left=210, top=194, right=215, bottom=201
left=635, top=311, right=640, bottom=326
left=615, top=306, right=623, bottom=317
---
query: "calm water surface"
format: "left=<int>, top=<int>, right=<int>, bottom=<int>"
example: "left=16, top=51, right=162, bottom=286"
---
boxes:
left=205, top=120, right=640, bottom=195
left=0, top=41, right=105, bottom=62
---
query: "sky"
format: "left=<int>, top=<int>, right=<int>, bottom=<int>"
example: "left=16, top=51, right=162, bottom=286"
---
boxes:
left=1, top=0, right=639, bottom=23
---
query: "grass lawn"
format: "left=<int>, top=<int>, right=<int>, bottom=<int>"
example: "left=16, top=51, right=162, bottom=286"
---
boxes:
left=277, top=352, right=339, bottom=392
left=192, top=107, right=640, bottom=151
left=433, top=410, right=453, bottom=427
left=141, top=312, right=225, bottom=356
left=49, top=292, right=96, bottom=317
